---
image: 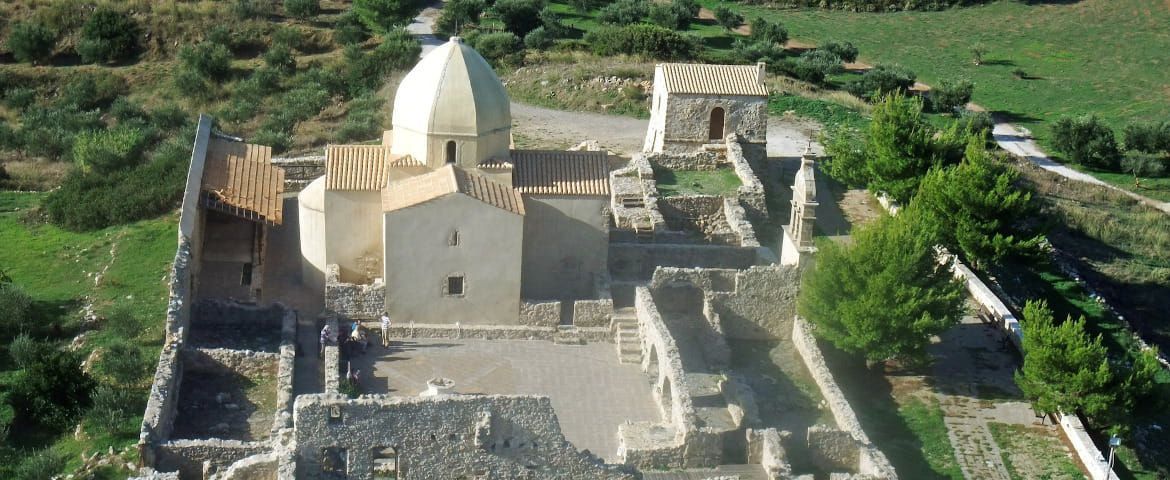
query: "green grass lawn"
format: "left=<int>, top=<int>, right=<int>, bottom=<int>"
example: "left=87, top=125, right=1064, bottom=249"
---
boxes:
left=0, top=191, right=176, bottom=476
left=653, top=165, right=742, bottom=196
left=988, top=423, right=1083, bottom=480
left=713, top=0, right=1170, bottom=147
left=1068, top=166, right=1170, bottom=204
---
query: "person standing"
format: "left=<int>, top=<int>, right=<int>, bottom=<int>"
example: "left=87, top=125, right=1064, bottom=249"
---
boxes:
left=380, top=311, right=391, bottom=347
left=319, top=324, right=333, bottom=357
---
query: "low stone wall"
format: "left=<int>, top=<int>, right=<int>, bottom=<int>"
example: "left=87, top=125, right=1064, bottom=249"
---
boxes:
left=324, top=264, right=385, bottom=319
left=191, top=299, right=286, bottom=329
left=519, top=301, right=560, bottom=327
left=747, top=428, right=793, bottom=479
left=573, top=298, right=613, bottom=328
left=649, top=266, right=800, bottom=341
left=140, top=238, right=195, bottom=463
left=609, top=244, right=760, bottom=282
left=155, top=439, right=270, bottom=480
left=292, top=394, right=634, bottom=479
left=646, top=150, right=723, bottom=171
left=726, top=137, right=768, bottom=222
left=807, top=425, right=861, bottom=473
left=659, top=195, right=739, bottom=245
left=323, top=316, right=340, bottom=394
left=792, top=317, right=897, bottom=479
left=723, top=197, right=761, bottom=248
left=182, top=348, right=279, bottom=380
left=210, top=452, right=278, bottom=480
left=274, top=310, right=296, bottom=432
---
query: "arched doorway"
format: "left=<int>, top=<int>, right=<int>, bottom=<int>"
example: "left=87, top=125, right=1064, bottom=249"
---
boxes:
left=659, top=376, right=673, bottom=419
left=445, top=141, right=457, bottom=164
left=708, top=107, right=725, bottom=141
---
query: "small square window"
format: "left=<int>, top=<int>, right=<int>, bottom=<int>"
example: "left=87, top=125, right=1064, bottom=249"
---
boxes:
left=446, top=276, right=465, bottom=296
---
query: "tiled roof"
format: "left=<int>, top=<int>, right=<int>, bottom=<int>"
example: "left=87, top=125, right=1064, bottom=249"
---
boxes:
left=325, top=145, right=422, bottom=190
left=511, top=150, right=610, bottom=196
left=382, top=165, right=525, bottom=215
left=658, top=63, right=768, bottom=96
left=200, top=138, right=284, bottom=225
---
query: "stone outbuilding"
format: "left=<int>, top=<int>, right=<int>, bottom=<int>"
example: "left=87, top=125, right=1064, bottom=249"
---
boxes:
left=643, top=63, right=769, bottom=154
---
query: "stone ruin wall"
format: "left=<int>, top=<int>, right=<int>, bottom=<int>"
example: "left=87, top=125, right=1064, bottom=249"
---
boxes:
left=191, top=299, right=287, bottom=330
left=325, top=264, right=385, bottom=320
left=648, top=266, right=800, bottom=341
left=792, top=317, right=898, bottom=479
left=154, top=439, right=270, bottom=480
left=659, top=94, right=767, bottom=153
left=140, top=237, right=195, bottom=462
left=292, top=394, right=635, bottom=479
left=181, top=347, right=278, bottom=380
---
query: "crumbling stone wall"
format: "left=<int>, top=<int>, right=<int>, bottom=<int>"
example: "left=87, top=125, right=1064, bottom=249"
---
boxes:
left=646, top=150, right=722, bottom=171
left=191, top=300, right=286, bottom=329
left=609, top=244, right=760, bottom=282
left=747, top=428, right=794, bottom=479
left=325, top=264, right=385, bottom=319
left=155, top=439, right=269, bottom=480
left=807, top=425, right=862, bottom=473
left=573, top=299, right=613, bottom=327
left=726, top=136, right=767, bottom=222
left=520, top=301, right=560, bottom=327
left=792, top=317, right=898, bottom=479
left=274, top=310, right=296, bottom=431
left=210, top=452, right=278, bottom=480
left=648, top=266, right=800, bottom=340
left=659, top=196, right=738, bottom=245
left=181, top=348, right=278, bottom=380
left=292, top=394, right=634, bottom=479
left=323, top=316, right=340, bottom=394
left=656, top=93, right=767, bottom=153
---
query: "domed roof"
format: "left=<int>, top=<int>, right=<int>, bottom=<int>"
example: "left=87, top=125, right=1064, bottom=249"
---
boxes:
left=391, top=37, right=511, bottom=138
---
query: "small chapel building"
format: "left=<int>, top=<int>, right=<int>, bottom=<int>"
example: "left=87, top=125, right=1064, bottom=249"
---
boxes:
left=296, top=37, right=611, bottom=325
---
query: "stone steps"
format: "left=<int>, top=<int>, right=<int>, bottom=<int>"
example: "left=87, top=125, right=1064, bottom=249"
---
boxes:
left=612, top=316, right=641, bottom=364
left=553, top=325, right=583, bottom=345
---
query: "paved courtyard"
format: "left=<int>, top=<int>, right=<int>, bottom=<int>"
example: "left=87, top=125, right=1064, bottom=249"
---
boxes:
left=346, top=338, right=662, bottom=461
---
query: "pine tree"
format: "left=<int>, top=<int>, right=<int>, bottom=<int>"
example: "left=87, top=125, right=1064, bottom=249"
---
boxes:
left=1014, top=300, right=1114, bottom=418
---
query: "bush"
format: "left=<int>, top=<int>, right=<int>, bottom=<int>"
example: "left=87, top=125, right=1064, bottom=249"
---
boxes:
left=16, top=104, right=102, bottom=160
left=1122, top=121, right=1170, bottom=154
left=493, top=0, right=547, bottom=36
left=334, top=11, right=371, bottom=45
left=1051, top=115, right=1121, bottom=170
left=846, top=64, right=916, bottom=101
left=749, top=17, right=787, bottom=45
left=732, top=39, right=785, bottom=64
left=232, top=0, right=275, bottom=19
left=95, top=340, right=150, bottom=386
left=8, top=348, right=94, bottom=431
left=713, top=6, right=743, bottom=30
left=7, top=21, right=57, bottom=64
left=58, top=71, right=127, bottom=110
left=586, top=24, right=700, bottom=60
left=569, top=0, right=605, bottom=12
left=929, top=79, right=974, bottom=114
left=251, top=128, right=293, bottom=152
left=72, top=126, right=149, bottom=174
left=524, top=27, right=552, bottom=50
left=173, top=68, right=213, bottom=100
left=77, top=8, right=140, bottom=64
left=599, top=0, right=648, bottom=25
left=436, top=0, right=485, bottom=37
left=336, top=94, right=386, bottom=142
left=8, top=333, right=45, bottom=369
left=648, top=2, right=692, bottom=30
left=820, top=40, right=858, bottom=62
left=1121, top=153, right=1167, bottom=180
left=474, top=32, right=523, bottom=65
left=284, top=0, right=320, bottom=18
left=539, top=6, right=567, bottom=37
left=11, top=450, right=67, bottom=480
left=3, top=87, right=37, bottom=111
left=179, top=41, right=234, bottom=80
left=353, top=0, right=421, bottom=33
left=339, top=30, right=420, bottom=96
left=264, top=43, right=297, bottom=71
left=798, top=49, right=843, bottom=76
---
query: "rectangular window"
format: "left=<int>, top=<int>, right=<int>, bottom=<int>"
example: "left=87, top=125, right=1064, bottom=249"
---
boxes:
left=446, top=275, right=465, bottom=296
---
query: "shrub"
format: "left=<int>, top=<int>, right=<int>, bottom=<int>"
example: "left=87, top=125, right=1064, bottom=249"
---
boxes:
left=7, top=21, right=57, bottom=64
left=232, top=0, right=275, bottom=19
left=539, top=6, right=567, bottom=37
left=334, top=11, right=371, bottom=45
left=524, top=27, right=552, bottom=49
left=339, top=30, right=420, bottom=96
left=12, top=450, right=67, bottom=480
left=109, top=97, right=149, bottom=125
left=103, top=304, right=142, bottom=339
left=493, top=0, right=547, bottom=36
left=648, top=2, right=692, bottom=30
left=95, top=340, right=150, bottom=386
left=8, top=334, right=45, bottom=369
left=569, top=0, right=605, bottom=13
left=586, top=24, right=700, bottom=60
left=251, top=128, right=293, bottom=152
left=749, top=17, right=787, bottom=45
left=57, top=71, right=127, bottom=110
left=1051, top=115, right=1121, bottom=170
left=474, top=32, right=523, bottom=65
left=929, top=79, right=974, bottom=114
left=173, top=68, right=213, bottom=100
left=72, top=126, right=149, bottom=174
left=353, top=0, right=421, bottom=33
left=1122, top=121, right=1170, bottom=154
left=599, top=0, right=648, bottom=25
left=0, top=283, right=33, bottom=341
left=77, top=8, right=140, bottom=64
left=3, top=87, right=37, bottom=111
left=8, top=348, right=94, bottom=431
left=16, top=104, right=103, bottom=160
left=272, top=26, right=305, bottom=50
left=436, top=0, right=485, bottom=37
left=336, top=94, right=386, bottom=142
left=798, top=49, right=843, bottom=76
left=820, top=40, right=858, bottom=62
left=284, top=0, right=320, bottom=18
left=179, top=41, right=234, bottom=80
left=713, top=6, right=743, bottom=31
left=1121, top=153, right=1167, bottom=180
left=264, top=43, right=297, bottom=71
left=732, top=39, right=785, bottom=64
left=846, top=64, right=916, bottom=101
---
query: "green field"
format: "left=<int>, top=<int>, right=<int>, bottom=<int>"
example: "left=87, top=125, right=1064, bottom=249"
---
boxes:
left=714, top=0, right=1170, bottom=146
left=653, top=165, right=743, bottom=196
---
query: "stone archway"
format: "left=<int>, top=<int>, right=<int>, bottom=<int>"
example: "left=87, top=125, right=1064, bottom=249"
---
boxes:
left=708, top=107, right=725, bottom=141
left=659, top=376, right=673, bottom=420
left=646, top=345, right=659, bottom=379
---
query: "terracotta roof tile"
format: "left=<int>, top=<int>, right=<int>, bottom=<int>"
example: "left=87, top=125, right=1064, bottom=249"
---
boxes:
left=326, top=145, right=422, bottom=190
left=659, top=63, right=768, bottom=96
left=201, top=138, right=284, bottom=225
left=382, top=165, right=525, bottom=215
left=511, top=150, right=610, bottom=196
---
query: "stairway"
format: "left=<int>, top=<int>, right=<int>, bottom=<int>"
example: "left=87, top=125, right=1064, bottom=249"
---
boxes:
left=553, top=325, right=583, bottom=345
left=612, top=309, right=641, bottom=364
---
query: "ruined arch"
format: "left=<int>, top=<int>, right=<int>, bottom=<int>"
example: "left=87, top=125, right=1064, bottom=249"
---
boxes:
left=659, top=376, right=673, bottom=420
left=646, top=344, right=659, bottom=379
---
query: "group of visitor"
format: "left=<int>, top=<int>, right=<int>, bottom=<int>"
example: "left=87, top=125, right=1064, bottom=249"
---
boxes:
left=318, top=311, right=393, bottom=357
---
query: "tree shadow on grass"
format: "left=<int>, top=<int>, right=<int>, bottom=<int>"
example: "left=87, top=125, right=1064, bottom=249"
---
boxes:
left=990, top=110, right=1044, bottom=126
left=819, top=342, right=955, bottom=480
left=979, top=59, right=1016, bottom=67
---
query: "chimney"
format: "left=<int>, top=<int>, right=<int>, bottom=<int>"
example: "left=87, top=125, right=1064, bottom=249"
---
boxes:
left=757, top=62, right=767, bottom=85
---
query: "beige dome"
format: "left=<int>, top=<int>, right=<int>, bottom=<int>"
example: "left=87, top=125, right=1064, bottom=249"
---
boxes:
left=391, top=37, right=511, bottom=139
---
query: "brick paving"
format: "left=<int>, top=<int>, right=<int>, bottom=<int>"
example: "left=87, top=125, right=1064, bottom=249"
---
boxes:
left=346, top=338, right=662, bottom=461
